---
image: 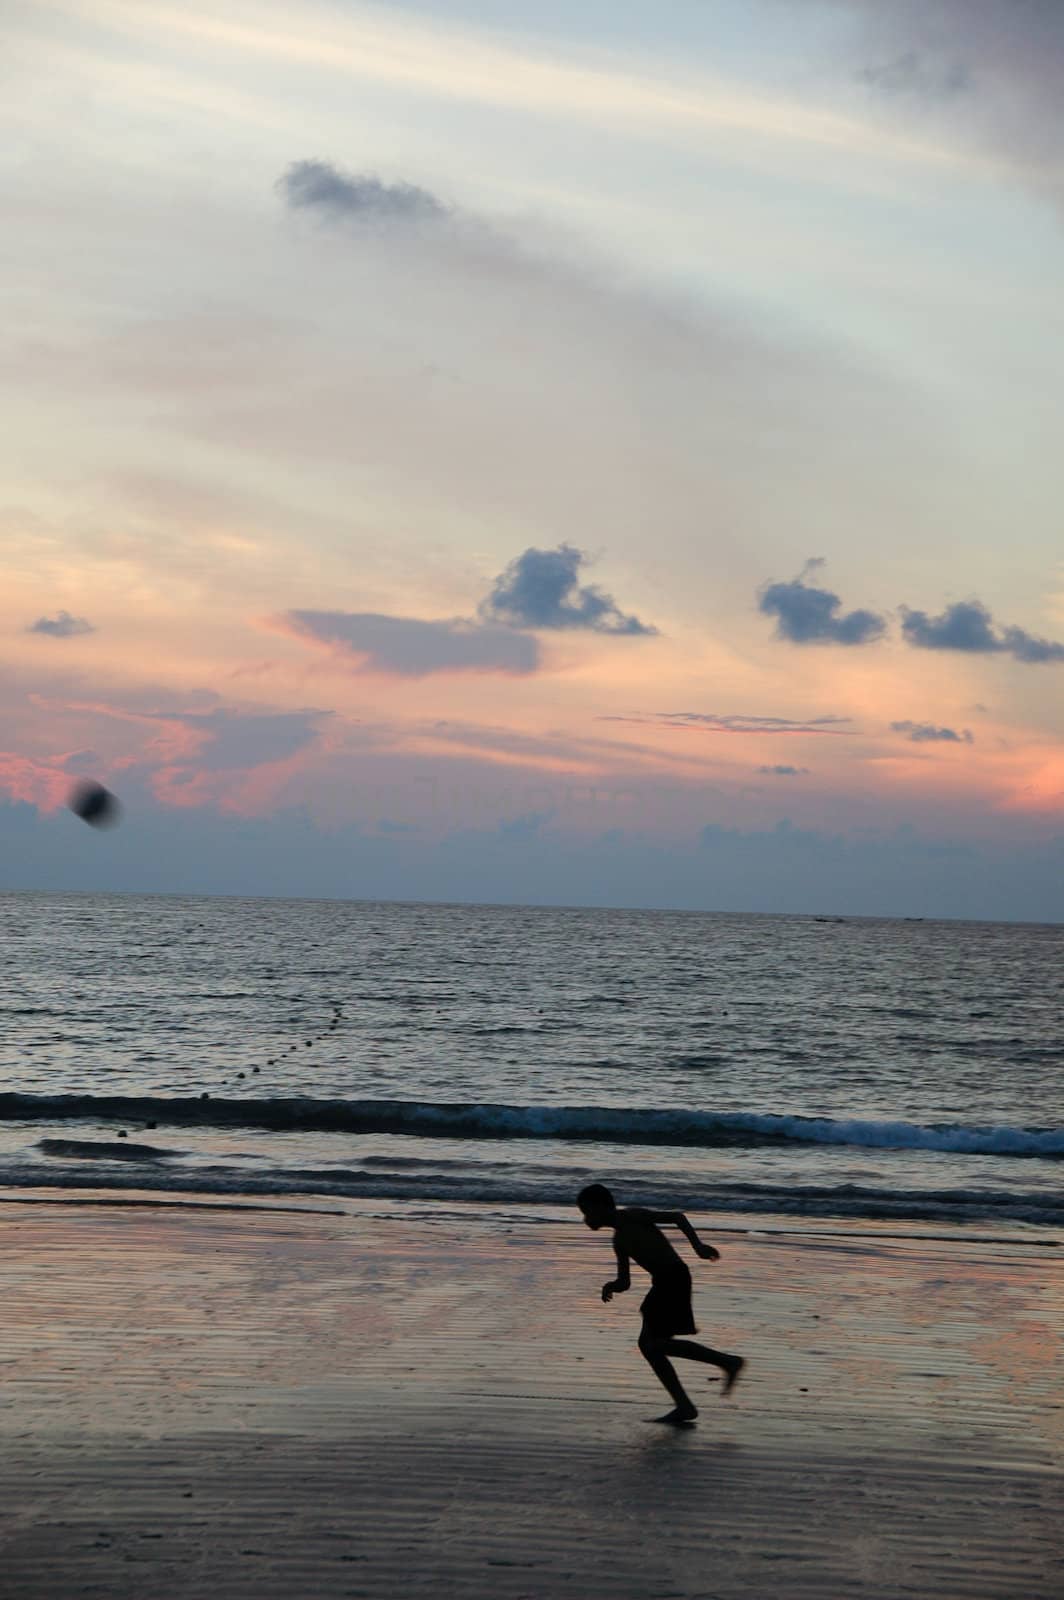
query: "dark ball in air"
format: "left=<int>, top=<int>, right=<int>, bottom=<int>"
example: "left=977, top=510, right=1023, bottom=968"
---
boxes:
left=68, top=779, right=121, bottom=828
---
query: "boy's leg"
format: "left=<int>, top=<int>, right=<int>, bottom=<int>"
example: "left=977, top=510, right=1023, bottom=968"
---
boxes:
left=638, top=1327, right=697, bottom=1420
left=665, top=1339, right=745, bottom=1394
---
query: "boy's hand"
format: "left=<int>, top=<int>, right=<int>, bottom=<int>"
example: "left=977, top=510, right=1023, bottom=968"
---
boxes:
left=695, top=1242, right=720, bottom=1261
left=602, top=1280, right=626, bottom=1302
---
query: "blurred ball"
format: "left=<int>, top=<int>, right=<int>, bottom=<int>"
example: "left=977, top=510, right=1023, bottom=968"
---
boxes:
left=68, top=779, right=121, bottom=829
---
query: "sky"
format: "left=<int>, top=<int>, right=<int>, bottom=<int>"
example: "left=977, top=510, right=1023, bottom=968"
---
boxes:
left=3, top=0, right=1064, bottom=918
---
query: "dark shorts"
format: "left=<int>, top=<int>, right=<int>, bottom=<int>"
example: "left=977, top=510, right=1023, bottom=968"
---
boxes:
left=640, top=1266, right=697, bottom=1339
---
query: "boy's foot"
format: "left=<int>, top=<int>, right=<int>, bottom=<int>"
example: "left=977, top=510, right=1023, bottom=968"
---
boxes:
left=649, top=1405, right=698, bottom=1426
left=720, top=1356, right=745, bottom=1396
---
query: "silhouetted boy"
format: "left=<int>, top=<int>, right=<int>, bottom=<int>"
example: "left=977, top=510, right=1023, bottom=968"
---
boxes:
left=578, top=1183, right=745, bottom=1425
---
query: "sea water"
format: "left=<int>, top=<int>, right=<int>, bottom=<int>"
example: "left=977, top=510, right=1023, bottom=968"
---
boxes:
left=1, top=892, right=1061, bottom=1228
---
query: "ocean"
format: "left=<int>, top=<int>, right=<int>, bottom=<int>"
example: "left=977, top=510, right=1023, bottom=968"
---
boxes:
left=1, top=892, right=1062, bottom=1230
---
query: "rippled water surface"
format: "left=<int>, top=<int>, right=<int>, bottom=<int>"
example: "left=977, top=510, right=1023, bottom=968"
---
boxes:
left=1, top=893, right=1062, bottom=1226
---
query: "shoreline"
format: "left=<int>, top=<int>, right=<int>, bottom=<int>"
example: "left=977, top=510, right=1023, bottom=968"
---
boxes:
left=1, top=1158, right=1061, bottom=1231
left=2, top=1192, right=1061, bottom=1596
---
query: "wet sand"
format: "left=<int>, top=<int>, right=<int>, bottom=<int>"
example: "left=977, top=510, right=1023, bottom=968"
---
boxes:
left=0, top=1193, right=1061, bottom=1598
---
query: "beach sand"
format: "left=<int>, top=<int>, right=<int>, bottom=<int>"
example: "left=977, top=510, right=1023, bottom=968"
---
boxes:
left=0, top=1194, right=1061, bottom=1599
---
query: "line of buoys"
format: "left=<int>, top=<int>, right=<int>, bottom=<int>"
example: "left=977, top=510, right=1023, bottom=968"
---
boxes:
left=228, top=1000, right=345, bottom=1094
left=117, top=1001, right=346, bottom=1140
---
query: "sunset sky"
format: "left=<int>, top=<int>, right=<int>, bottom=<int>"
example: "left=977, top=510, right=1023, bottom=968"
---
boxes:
left=4, top=0, right=1064, bottom=917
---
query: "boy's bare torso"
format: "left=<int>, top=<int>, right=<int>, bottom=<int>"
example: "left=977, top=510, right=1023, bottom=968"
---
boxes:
left=612, top=1208, right=686, bottom=1278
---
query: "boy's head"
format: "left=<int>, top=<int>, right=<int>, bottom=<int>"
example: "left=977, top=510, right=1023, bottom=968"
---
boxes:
left=577, top=1183, right=617, bottom=1229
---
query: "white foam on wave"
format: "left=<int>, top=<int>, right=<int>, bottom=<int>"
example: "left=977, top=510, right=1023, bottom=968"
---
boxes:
left=710, top=1110, right=1064, bottom=1157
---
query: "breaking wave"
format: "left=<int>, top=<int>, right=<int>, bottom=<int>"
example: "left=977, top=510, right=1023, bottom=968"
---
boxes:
left=1, top=1092, right=1061, bottom=1158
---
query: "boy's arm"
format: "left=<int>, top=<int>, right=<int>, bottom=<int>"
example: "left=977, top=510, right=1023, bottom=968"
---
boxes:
left=648, top=1210, right=719, bottom=1261
left=602, top=1243, right=631, bottom=1302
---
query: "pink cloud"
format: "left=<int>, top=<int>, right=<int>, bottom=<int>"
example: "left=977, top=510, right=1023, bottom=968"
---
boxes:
left=0, top=755, right=71, bottom=811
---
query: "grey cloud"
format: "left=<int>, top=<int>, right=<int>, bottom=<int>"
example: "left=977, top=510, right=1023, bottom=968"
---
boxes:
left=479, top=545, right=656, bottom=636
left=900, top=601, right=1064, bottom=662
left=891, top=720, right=974, bottom=744
left=759, top=765, right=810, bottom=776
left=276, top=544, right=651, bottom=679
left=279, top=160, right=448, bottom=224
left=28, top=610, right=95, bottom=639
left=600, top=711, right=854, bottom=736
left=835, top=0, right=1064, bottom=208
left=759, top=563, right=886, bottom=646
left=281, top=610, right=539, bottom=677
left=1000, top=626, right=1064, bottom=664
left=899, top=599, right=998, bottom=652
